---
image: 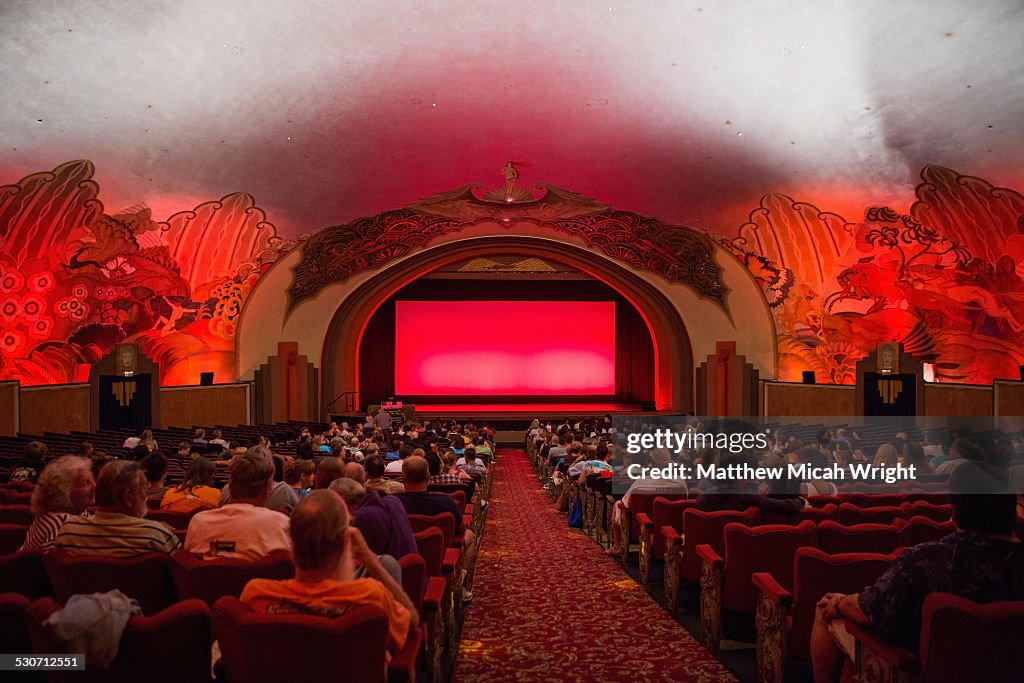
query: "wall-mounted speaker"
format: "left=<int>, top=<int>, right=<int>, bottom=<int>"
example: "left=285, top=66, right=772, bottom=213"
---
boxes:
left=641, top=401, right=656, bottom=411
left=1019, top=365, right=1024, bottom=381
left=199, top=372, right=214, bottom=386
left=802, top=371, right=816, bottom=384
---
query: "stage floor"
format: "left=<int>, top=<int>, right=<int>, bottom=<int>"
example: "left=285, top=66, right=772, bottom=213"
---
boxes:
left=413, top=402, right=647, bottom=417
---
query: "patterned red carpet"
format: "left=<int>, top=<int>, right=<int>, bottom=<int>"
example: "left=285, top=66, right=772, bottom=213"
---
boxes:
left=453, top=449, right=737, bottom=683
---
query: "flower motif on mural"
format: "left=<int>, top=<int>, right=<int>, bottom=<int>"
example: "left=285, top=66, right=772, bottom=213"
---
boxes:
left=28, top=270, right=55, bottom=294
left=21, top=295, right=45, bottom=323
left=0, top=330, right=25, bottom=357
left=28, top=316, right=54, bottom=340
left=0, top=297, right=23, bottom=324
left=0, top=268, right=24, bottom=295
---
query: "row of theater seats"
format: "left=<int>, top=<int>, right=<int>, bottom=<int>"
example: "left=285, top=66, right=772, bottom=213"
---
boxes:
left=526, top=443, right=1024, bottom=683
left=0, top=464, right=494, bottom=682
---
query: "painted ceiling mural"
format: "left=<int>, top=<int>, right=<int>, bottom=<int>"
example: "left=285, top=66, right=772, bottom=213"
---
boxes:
left=1, top=160, right=1022, bottom=388
left=0, top=160, right=299, bottom=386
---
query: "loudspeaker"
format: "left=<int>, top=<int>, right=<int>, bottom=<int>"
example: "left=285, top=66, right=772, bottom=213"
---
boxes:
left=802, top=371, right=816, bottom=384
left=199, top=372, right=214, bottom=386
left=1019, top=365, right=1024, bottom=381
left=641, top=401, right=656, bottom=411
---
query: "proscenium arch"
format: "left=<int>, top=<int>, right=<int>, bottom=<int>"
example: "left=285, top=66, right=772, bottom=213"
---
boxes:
left=321, top=235, right=695, bottom=414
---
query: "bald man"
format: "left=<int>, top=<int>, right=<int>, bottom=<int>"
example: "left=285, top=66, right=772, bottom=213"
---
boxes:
left=241, top=490, right=417, bottom=654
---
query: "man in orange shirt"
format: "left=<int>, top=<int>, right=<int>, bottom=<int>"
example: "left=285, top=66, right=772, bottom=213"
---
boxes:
left=241, top=489, right=418, bottom=654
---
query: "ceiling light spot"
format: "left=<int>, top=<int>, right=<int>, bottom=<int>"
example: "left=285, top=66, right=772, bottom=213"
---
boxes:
left=944, top=31, right=954, bottom=37
left=736, top=132, right=743, bottom=136
left=431, top=103, right=437, bottom=107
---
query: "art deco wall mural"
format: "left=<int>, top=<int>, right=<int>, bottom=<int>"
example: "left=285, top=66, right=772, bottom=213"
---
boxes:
left=1, top=160, right=1022, bottom=388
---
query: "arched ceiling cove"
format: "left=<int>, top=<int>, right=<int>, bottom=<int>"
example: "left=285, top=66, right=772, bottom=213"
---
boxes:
left=3, top=0, right=1022, bottom=236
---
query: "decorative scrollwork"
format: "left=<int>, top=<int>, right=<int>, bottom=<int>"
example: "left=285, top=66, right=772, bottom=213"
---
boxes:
left=756, top=589, right=788, bottom=683
left=700, top=559, right=722, bottom=653
left=288, top=186, right=727, bottom=311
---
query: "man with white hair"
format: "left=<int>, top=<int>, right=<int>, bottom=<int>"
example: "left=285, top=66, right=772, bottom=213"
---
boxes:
left=54, top=460, right=179, bottom=557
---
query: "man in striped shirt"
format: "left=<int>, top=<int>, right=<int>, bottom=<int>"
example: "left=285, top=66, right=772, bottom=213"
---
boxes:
left=54, top=460, right=180, bottom=557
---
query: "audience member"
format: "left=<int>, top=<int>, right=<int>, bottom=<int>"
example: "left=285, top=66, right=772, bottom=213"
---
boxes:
left=240, top=490, right=417, bottom=656
left=284, top=459, right=315, bottom=499
left=141, top=451, right=169, bottom=502
left=364, top=455, right=404, bottom=495
left=329, top=477, right=417, bottom=563
left=13, top=441, right=48, bottom=483
left=186, top=449, right=291, bottom=559
left=21, top=456, right=95, bottom=551
left=161, top=457, right=220, bottom=512
left=54, top=460, right=180, bottom=556
left=810, top=461, right=1024, bottom=682
left=219, top=446, right=299, bottom=514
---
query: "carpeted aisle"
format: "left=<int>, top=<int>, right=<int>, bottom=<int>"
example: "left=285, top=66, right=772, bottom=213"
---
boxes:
left=453, top=449, right=737, bottom=683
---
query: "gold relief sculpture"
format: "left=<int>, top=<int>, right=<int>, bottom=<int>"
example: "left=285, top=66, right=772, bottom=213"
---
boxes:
left=756, top=589, right=788, bottom=683
left=878, top=378, right=904, bottom=404
left=700, top=559, right=722, bottom=653
left=113, top=380, right=136, bottom=406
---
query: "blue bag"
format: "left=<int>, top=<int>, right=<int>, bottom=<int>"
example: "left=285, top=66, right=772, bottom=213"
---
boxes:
left=568, top=500, right=583, bottom=528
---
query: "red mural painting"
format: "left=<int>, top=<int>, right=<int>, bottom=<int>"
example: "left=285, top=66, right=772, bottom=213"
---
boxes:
left=2, top=160, right=1022, bottom=388
left=0, top=160, right=298, bottom=387
left=724, top=165, right=1024, bottom=385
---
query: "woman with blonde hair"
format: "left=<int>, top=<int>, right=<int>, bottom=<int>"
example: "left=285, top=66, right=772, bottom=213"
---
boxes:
left=21, top=456, right=95, bottom=551
left=873, top=443, right=900, bottom=468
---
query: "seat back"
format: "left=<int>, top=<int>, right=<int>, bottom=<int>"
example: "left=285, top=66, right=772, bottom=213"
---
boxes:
left=837, top=503, right=905, bottom=526
left=630, top=492, right=688, bottom=541
left=787, top=547, right=899, bottom=660
left=146, top=509, right=197, bottom=530
left=907, top=516, right=955, bottom=545
left=212, top=595, right=388, bottom=683
left=817, top=520, right=908, bottom=555
left=722, top=520, right=816, bottom=614
left=847, top=493, right=906, bottom=509
left=398, top=553, right=426, bottom=610
left=407, top=512, right=456, bottom=549
left=681, top=506, right=760, bottom=583
left=804, top=494, right=840, bottom=509
left=413, top=527, right=445, bottom=577
left=44, top=550, right=177, bottom=614
left=918, top=593, right=1024, bottom=682
left=0, top=504, right=34, bottom=525
left=650, top=498, right=696, bottom=559
left=0, top=549, right=53, bottom=599
left=170, top=549, right=294, bottom=606
left=0, top=593, right=34, bottom=668
left=26, top=596, right=212, bottom=682
left=763, top=503, right=836, bottom=525
left=901, top=501, right=951, bottom=522
left=0, top=523, right=28, bottom=554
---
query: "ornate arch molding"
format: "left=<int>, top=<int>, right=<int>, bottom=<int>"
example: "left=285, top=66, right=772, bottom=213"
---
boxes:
left=320, top=235, right=695, bottom=413
left=289, top=184, right=727, bottom=312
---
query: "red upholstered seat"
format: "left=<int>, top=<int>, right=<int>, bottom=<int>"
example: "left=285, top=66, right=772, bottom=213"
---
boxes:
left=411, top=528, right=451, bottom=681
left=763, top=503, right=837, bottom=525
left=0, top=549, right=53, bottom=599
left=4, top=491, right=33, bottom=506
left=0, top=593, right=34, bottom=673
left=804, top=494, right=840, bottom=509
left=900, top=500, right=951, bottom=522
left=680, top=506, right=761, bottom=583
left=44, top=550, right=177, bottom=615
left=846, top=593, right=1024, bottom=683
left=0, top=523, right=28, bottom=555
left=413, top=527, right=446, bottom=577
left=26, top=596, right=212, bottom=682
left=648, top=497, right=696, bottom=559
left=212, top=595, right=391, bottom=683
left=847, top=493, right=905, bottom=509
left=170, top=548, right=294, bottom=605
left=917, top=593, right=1024, bottom=681
left=907, top=515, right=955, bottom=545
left=837, top=503, right=905, bottom=526
left=146, top=509, right=197, bottom=530
left=0, top=504, right=34, bottom=525
left=626, top=492, right=687, bottom=543
left=817, top=520, right=908, bottom=555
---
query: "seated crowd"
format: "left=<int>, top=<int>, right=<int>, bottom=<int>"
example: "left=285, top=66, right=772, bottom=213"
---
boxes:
left=531, top=417, right=1024, bottom=682
left=1, top=416, right=496, bottom=677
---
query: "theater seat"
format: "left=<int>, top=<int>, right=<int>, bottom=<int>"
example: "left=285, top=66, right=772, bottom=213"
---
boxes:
left=0, top=523, right=28, bottom=554
left=752, top=547, right=900, bottom=683
left=900, top=500, right=952, bottom=522
left=413, top=527, right=454, bottom=680
left=817, top=520, right=908, bottom=555
left=907, top=516, right=955, bottom=545
left=847, top=593, right=1024, bottom=683
left=661, top=506, right=760, bottom=612
left=837, top=503, right=906, bottom=526
left=0, top=549, right=52, bottom=599
left=26, top=596, right=212, bottom=682
left=212, top=595, right=391, bottom=683
left=0, top=593, right=40, bottom=682
left=0, top=504, right=34, bottom=525
left=44, top=550, right=177, bottom=615
left=635, top=497, right=695, bottom=586
left=170, top=549, right=294, bottom=605
left=697, top=520, right=816, bottom=651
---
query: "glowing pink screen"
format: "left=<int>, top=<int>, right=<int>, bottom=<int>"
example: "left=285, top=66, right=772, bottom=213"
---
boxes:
left=394, top=300, right=616, bottom=395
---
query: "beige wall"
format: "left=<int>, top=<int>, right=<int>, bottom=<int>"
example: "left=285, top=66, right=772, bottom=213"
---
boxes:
left=237, top=225, right=778, bottom=408
left=762, top=381, right=856, bottom=417
left=159, top=383, right=251, bottom=429
left=20, top=384, right=90, bottom=435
